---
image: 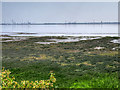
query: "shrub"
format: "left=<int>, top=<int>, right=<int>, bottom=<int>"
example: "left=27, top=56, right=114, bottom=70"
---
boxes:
left=1, top=67, right=56, bottom=88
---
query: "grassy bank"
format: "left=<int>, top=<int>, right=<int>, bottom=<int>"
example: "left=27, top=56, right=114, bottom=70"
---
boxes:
left=2, top=36, right=120, bottom=88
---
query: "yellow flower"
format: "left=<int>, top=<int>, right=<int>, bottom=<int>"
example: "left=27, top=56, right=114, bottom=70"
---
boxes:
left=2, top=68, right=56, bottom=88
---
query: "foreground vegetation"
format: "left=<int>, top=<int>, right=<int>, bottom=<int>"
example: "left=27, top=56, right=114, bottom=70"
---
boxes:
left=1, top=68, right=56, bottom=88
left=2, top=36, right=120, bottom=88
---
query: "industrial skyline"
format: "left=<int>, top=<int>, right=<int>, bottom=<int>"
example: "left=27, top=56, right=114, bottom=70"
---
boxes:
left=1, top=21, right=119, bottom=25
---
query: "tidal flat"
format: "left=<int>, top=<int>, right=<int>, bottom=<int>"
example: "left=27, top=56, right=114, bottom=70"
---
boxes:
left=2, top=36, right=120, bottom=88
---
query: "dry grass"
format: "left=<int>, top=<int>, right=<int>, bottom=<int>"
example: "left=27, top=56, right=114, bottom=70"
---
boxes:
left=82, top=61, right=95, bottom=66
left=97, top=62, right=104, bottom=64
left=99, top=51, right=118, bottom=56
left=20, top=54, right=56, bottom=61
left=106, top=65, right=116, bottom=69
left=86, top=51, right=118, bottom=56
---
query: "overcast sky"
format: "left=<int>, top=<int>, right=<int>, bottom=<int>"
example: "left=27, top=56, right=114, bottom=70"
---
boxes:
left=2, top=2, right=118, bottom=23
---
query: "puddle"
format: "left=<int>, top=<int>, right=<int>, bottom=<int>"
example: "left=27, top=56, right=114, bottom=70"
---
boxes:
left=35, top=42, right=58, bottom=44
left=35, top=37, right=102, bottom=44
left=0, top=37, right=11, bottom=39
left=110, top=39, right=120, bottom=44
left=94, top=47, right=105, bottom=50
left=79, top=37, right=101, bottom=40
left=1, top=37, right=29, bottom=42
left=48, top=38, right=80, bottom=43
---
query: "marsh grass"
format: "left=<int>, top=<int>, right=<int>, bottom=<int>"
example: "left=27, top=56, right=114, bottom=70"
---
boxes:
left=2, top=36, right=120, bottom=88
left=70, top=72, right=119, bottom=88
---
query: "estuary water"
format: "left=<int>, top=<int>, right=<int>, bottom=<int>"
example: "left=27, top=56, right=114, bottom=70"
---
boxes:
left=1, top=24, right=119, bottom=36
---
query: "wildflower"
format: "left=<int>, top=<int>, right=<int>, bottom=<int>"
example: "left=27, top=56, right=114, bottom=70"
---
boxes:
left=2, top=68, right=56, bottom=88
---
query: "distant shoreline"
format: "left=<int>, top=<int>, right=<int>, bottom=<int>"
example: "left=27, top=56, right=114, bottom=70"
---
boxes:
left=1, top=22, right=120, bottom=25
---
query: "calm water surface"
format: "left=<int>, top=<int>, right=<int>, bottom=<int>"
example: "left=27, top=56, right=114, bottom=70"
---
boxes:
left=1, top=24, right=118, bottom=36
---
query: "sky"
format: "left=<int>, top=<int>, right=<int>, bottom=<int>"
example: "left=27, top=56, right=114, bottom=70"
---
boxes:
left=2, top=2, right=118, bottom=23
